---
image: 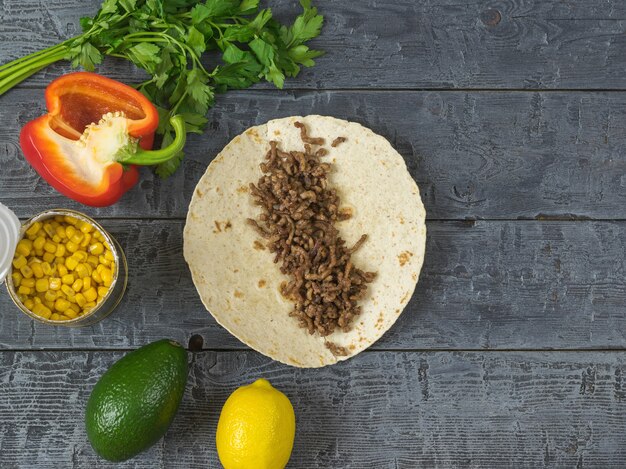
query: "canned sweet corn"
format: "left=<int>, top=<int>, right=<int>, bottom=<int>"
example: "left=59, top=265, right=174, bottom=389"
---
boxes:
left=0, top=206, right=127, bottom=327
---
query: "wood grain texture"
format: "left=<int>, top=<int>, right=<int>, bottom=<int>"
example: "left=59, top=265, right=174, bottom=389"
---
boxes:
left=1, top=350, right=626, bottom=468
left=2, top=89, right=626, bottom=220
left=1, top=220, right=624, bottom=351
left=2, top=0, right=626, bottom=90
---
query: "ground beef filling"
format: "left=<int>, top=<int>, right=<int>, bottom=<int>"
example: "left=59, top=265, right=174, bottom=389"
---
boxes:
left=247, top=122, right=376, bottom=336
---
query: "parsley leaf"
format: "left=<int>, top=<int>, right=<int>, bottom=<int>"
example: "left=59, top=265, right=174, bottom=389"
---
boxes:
left=283, top=0, right=324, bottom=47
left=70, top=42, right=103, bottom=71
left=155, top=131, right=185, bottom=178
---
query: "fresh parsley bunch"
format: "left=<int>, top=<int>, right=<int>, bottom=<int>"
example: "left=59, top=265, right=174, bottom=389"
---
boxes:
left=0, top=0, right=324, bottom=177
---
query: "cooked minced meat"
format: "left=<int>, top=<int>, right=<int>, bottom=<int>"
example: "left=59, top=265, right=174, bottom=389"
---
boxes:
left=331, top=136, right=347, bottom=147
left=247, top=122, right=376, bottom=336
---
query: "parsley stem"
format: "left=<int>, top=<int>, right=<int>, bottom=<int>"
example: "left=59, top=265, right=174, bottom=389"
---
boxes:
left=169, top=90, right=188, bottom=115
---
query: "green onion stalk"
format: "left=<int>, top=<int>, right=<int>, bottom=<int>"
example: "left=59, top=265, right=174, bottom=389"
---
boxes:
left=0, top=41, right=71, bottom=95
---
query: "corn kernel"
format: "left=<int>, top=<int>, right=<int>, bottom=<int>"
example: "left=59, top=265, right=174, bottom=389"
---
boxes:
left=66, top=241, right=79, bottom=253
left=44, top=300, right=55, bottom=310
left=91, top=270, right=102, bottom=284
left=55, top=225, right=66, bottom=239
left=79, top=222, right=93, bottom=234
left=86, top=255, right=99, bottom=267
left=75, top=293, right=87, bottom=308
left=75, top=251, right=88, bottom=262
left=41, top=252, right=54, bottom=263
left=26, top=222, right=42, bottom=237
left=24, top=298, right=35, bottom=310
left=72, top=279, right=83, bottom=292
left=49, top=277, right=62, bottom=290
left=99, top=254, right=111, bottom=267
left=83, top=287, right=98, bottom=302
left=20, top=265, right=33, bottom=278
left=55, top=244, right=66, bottom=258
left=84, top=301, right=96, bottom=309
left=21, top=280, right=35, bottom=291
left=80, top=233, right=92, bottom=248
left=35, top=249, right=44, bottom=257
left=97, top=286, right=109, bottom=298
left=50, top=313, right=61, bottom=321
left=11, top=271, right=22, bottom=287
left=33, top=296, right=41, bottom=305
left=31, top=263, right=44, bottom=279
left=70, top=232, right=84, bottom=244
left=82, top=277, right=91, bottom=292
left=52, top=235, right=62, bottom=243
left=54, top=298, right=71, bottom=312
left=65, top=225, right=76, bottom=238
left=100, top=268, right=112, bottom=287
left=35, top=278, right=49, bottom=292
left=64, top=216, right=78, bottom=225
left=12, top=255, right=27, bottom=270
left=43, top=241, right=56, bottom=254
left=65, top=308, right=78, bottom=319
left=18, top=285, right=31, bottom=295
left=44, top=290, right=57, bottom=302
left=57, top=265, right=68, bottom=277
left=61, top=285, right=75, bottom=297
left=33, top=236, right=46, bottom=250
left=16, top=239, right=32, bottom=257
left=65, top=256, right=79, bottom=271
left=96, top=264, right=106, bottom=275
left=43, top=223, right=55, bottom=238
left=62, top=274, right=75, bottom=285
left=33, top=303, right=52, bottom=319
left=75, top=263, right=89, bottom=279
left=89, top=242, right=104, bottom=256
left=41, top=262, right=53, bottom=276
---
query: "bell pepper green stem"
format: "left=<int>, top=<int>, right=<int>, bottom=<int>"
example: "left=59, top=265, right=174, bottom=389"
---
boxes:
left=124, top=115, right=186, bottom=165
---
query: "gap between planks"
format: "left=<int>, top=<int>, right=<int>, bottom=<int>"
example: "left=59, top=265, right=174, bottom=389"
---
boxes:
left=2, top=348, right=626, bottom=353
left=13, top=217, right=626, bottom=222
left=11, top=85, right=626, bottom=93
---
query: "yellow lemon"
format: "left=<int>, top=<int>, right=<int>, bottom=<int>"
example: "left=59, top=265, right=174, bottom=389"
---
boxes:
left=216, top=378, right=295, bottom=469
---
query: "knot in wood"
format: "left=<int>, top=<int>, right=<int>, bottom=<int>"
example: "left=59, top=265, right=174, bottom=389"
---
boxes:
left=481, top=9, right=501, bottom=26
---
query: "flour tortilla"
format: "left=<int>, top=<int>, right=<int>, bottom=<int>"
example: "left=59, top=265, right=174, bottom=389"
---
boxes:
left=184, top=116, right=426, bottom=367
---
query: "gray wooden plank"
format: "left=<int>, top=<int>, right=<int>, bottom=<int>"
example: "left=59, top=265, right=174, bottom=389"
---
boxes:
left=1, top=350, right=626, bottom=468
left=1, top=219, right=625, bottom=351
left=2, top=89, right=626, bottom=220
left=2, top=0, right=626, bottom=90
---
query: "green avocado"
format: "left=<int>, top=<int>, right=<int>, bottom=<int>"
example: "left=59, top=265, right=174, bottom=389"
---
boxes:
left=85, top=339, right=188, bottom=462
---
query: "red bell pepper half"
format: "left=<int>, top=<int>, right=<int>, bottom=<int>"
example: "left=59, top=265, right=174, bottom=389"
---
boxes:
left=20, top=72, right=186, bottom=207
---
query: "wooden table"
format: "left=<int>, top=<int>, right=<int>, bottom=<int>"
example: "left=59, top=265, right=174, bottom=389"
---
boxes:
left=1, top=1, right=626, bottom=467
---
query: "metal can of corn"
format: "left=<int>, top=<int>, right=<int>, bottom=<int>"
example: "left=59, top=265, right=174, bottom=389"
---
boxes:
left=0, top=205, right=127, bottom=327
